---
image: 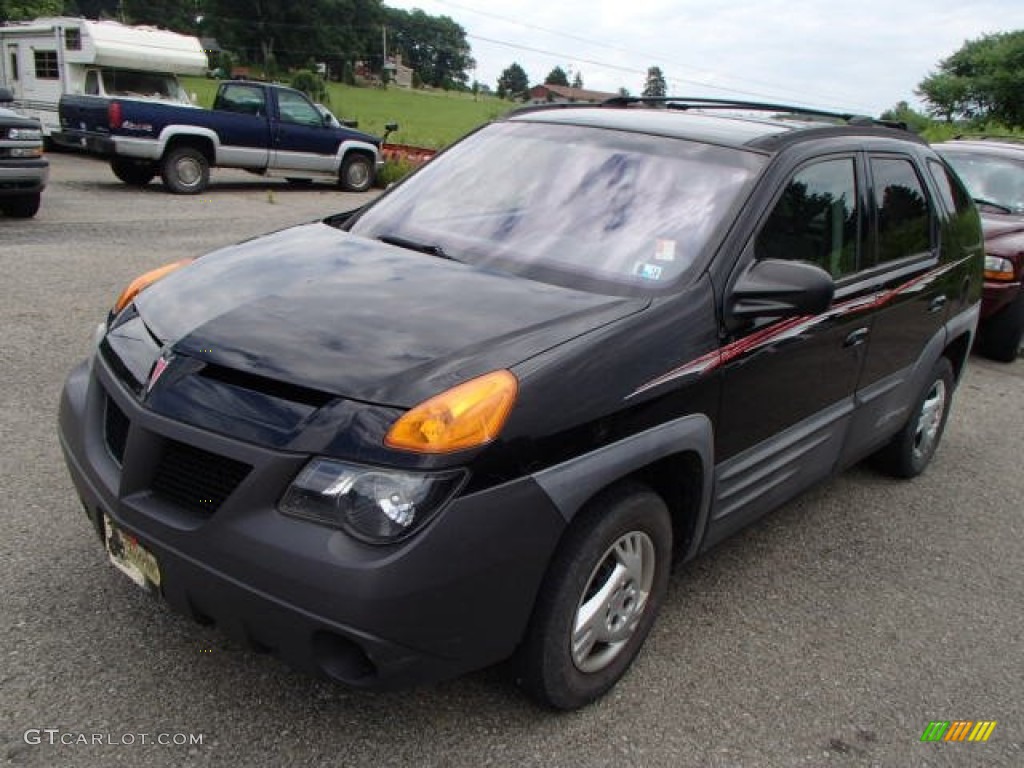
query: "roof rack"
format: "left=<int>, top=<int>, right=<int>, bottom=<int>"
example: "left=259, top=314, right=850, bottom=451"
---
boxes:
left=599, top=96, right=908, bottom=131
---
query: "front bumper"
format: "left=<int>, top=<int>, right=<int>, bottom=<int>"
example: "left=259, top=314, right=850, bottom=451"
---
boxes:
left=58, top=350, right=566, bottom=688
left=980, top=279, right=1021, bottom=320
left=0, top=158, right=48, bottom=196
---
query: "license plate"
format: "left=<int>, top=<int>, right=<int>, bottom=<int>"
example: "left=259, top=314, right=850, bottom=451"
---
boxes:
left=103, top=514, right=161, bottom=593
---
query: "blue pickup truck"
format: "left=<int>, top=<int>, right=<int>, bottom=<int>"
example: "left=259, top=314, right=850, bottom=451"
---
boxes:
left=58, top=81, right=385, bottom=194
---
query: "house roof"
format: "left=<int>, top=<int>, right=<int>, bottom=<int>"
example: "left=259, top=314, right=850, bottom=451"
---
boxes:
left=531, top=83, right=618, bottom=103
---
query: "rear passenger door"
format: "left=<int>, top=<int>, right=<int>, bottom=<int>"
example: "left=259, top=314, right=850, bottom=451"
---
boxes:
left=840, top=153, right=957, bottom=462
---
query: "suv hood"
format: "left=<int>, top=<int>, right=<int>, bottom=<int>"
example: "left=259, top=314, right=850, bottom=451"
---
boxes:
left=981, top=212, right=1024, bottom=240
left=135, top=222, right=646, bottom=406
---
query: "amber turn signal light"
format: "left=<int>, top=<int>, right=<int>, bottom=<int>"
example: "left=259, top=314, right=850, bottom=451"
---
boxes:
left=385, top=370, right=518, bottom=453
left=112, top=258, right=193, bottom=314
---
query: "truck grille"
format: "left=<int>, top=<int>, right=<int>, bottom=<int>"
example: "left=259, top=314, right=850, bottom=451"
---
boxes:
left=151, top=440, right=252, bottom=516
left=103, top=396, right=130, bottom=465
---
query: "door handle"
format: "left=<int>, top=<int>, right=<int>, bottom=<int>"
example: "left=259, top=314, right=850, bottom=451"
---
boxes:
left=843, top=327, right=870, bottom=348
left=928, top=295, right=948, bottom=313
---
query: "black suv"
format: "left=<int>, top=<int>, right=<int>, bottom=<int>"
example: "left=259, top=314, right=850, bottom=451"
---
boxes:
left=0, top=86, right=48, bottom=218
left=58, top=98, right=984, bottom=710
left=932, top=138, right=1024, bottom=361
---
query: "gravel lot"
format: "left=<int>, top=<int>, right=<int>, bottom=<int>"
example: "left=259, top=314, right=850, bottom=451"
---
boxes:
left=2, top=152, right=1022, bottom=767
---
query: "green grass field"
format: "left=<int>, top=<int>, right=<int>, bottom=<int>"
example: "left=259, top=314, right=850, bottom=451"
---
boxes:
left=180, top=76, right=512, bottom=148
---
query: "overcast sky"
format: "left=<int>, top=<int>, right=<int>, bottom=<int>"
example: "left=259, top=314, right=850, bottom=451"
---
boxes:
left=384, top=0, right=1024, bottom=116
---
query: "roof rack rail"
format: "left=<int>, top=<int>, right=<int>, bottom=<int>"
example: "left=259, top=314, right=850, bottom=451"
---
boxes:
left=600, top=96, right=908, bottom=131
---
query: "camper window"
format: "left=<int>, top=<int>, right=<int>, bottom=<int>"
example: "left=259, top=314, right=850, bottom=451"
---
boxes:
left=65, top=29, right=82, bottom=51
left=85, top=70, right=99, bottom=96
left=100, top=70, right=189, bottom=102
left=34, top=51, right=59, bottom=79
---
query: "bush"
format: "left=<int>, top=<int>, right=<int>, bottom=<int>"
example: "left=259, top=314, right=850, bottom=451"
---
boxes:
left=375, top=157, right=416, bottom=188
left=290, top=70, right=328, bottom=102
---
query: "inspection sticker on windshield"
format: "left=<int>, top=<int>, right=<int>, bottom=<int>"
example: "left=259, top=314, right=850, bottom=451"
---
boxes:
left=654, top=239, right=677, bottom=261
left=634, top=262, right=664, bottom=281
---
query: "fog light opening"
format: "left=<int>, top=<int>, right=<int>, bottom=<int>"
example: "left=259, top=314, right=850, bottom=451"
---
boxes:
left=313, top=631, right=377, bottom=683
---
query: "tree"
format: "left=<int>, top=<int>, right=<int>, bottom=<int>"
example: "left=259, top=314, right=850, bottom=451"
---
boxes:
left=544, top=66, right=569, bottom=87
left=385, top=7, right=475, bottom=90
left=642, top=66, right=666, bottom=98
left=917, top=31, right=1024, bottom=127
left=879, top=100, right=932, bottom=133
left=496, top=62, right=529, bottom=101
left=0, top=0, right=63, bottom=21
left=571, top=71, right=583, bottom=89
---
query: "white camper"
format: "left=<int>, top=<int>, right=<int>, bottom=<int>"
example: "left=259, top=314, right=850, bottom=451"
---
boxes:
left=0, top=17, right=207, bottom=137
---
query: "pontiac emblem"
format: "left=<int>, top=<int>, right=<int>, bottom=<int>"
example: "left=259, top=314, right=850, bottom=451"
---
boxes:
left=146, top=353, right=173, bottom=394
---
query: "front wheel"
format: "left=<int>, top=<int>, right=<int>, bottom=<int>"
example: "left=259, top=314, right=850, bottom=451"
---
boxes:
left=111, top=158, right=157, bottom=187
left=872, top=357, right=955, bottom=478
left=338, top=153, right=374, bottom=192
left=980, top=295, right=1024, bottom=363
left=518, top=484, right=672, bottom=710
left=1, top=192, right=41, bottom=218
left=160, top=146, right=210, bottom=195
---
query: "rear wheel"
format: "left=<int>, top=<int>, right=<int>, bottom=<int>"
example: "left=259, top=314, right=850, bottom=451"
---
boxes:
left=111, top=158, right=157, bottom=187
left=872, top=357, right=955, bottom=478
left=160, top=146, right=210, bottom=195
left=518, top=484, right=672, bottom=710
left=980, top=295, right=1024, bottom=362
left=1, top=192, right=41, bottom=218
left=339, top=153, right=374, bottom=192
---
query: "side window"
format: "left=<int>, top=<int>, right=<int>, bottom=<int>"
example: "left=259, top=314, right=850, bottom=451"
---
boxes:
left=33, top=50, right=59, bottom=79
left=927, top=159, right=973, bottom=216
left=84, top=70, right=99, bottom=95
left=277, top=90, right=323, bottom=127
left=755, top=158, right=859, bottom=278
left=215, top=85, right=266, bottom=116
left=8, top=49, right=18, bottom=81
left=65, top=28, right=82, bottom=51
left=871, top=157, right=932, bottom=264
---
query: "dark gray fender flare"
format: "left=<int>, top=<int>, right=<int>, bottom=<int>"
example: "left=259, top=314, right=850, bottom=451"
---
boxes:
left=532, top=414, right=714, bottom=561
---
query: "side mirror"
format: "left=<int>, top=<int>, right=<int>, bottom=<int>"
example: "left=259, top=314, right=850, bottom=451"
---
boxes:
left=0, top=86, right=13, bottom=103
left=385, top=122, right=399, bottom=132
left=726, top=258, right=834, bottom=327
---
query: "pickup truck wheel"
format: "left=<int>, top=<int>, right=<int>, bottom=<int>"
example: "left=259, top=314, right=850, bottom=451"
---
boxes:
left=161, top=147, right=210, bottom=195
left=980, top=294, right=1024, bottom=363
left=1, top=193, right=41, bottom=218
left=871, top=357, right=955, bottom=478
left=518, top=483, right=671, bottom=710
left=111, top=158, right=157, bottom=187
left=339, top=154, right=374, bottom=192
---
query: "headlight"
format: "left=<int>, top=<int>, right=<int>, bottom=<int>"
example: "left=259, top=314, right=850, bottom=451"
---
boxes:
left=112, top=258, right=193, bottom=315
left=8, top=128, right=42, bottom=140
left=983, top=255, right=1016, bottom=282
left=279, top=459, right=466, bottom=544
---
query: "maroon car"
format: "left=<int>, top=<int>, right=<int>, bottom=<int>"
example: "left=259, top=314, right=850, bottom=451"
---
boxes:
left=934, top=138, right=1024, bottom=361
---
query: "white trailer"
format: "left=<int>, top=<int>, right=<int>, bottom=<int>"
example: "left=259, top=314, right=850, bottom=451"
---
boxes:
left=0, top=17, right=207, bottom=138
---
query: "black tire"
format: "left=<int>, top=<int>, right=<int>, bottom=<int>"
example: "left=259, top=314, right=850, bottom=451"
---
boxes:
left=872, top=357, right=955, bottom=478
left=339, top=153, right=374, bottom=192
left=980, top=295, right=1024, bottom=363
left=1, top=192, right=41, bottom=218
left=160, top=146, right=210, bottom=195
left=518, top=483, right=672, bottom=710
left=111, top=158, right=158, bottom=187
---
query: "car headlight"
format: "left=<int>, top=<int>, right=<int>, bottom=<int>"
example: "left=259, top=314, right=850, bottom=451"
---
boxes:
left=279, top=459, right=466, bottom=544
left=9, top=146, right=43, bottom=158
left=983, top=255, right=1016, bottom=282
left=8, top=128, right=42, bottom=140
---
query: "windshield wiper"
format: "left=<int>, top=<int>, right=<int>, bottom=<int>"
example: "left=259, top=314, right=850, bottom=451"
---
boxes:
left=378, top=234, right=459, bottom=262
left=973, top=197, right=1013, bottom=214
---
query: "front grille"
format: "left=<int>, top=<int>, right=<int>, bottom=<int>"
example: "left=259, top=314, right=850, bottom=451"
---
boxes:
left=103, top=396, right=129, bottom=465
left=151, top=440, right=252, bottom=517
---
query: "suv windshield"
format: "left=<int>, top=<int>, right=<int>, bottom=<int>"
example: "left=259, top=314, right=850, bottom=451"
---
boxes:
left=938, top=149, right=1024, bottom=214
left=348, top=121, right=764, bottom=294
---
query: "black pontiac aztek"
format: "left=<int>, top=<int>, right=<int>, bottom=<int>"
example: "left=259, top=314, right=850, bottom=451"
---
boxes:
left=59, top=98, right=984, bottom=710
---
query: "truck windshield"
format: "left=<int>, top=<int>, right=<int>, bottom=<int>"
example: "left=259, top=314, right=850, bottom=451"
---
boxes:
left=348, top=121, right=764, bottom=295
left=101, top=70, right=190, bottom=103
